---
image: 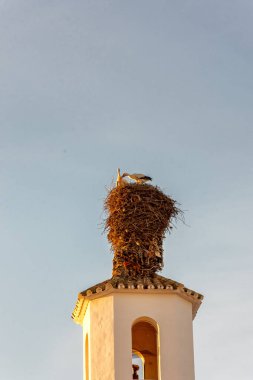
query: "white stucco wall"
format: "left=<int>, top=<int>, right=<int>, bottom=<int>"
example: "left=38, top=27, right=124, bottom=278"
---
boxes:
left=83, top=296, right=115, bottom=380
left=83, top=292, right=195, bottom=380
left=83, top=303, right=91, bottom=380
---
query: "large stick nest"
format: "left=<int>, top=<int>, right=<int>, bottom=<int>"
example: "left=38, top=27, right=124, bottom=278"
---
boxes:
left=104, top=183, right=181, bottom=278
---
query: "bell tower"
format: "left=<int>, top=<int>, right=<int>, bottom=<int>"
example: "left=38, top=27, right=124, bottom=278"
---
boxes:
left=72, top=174, right=203, bottom=380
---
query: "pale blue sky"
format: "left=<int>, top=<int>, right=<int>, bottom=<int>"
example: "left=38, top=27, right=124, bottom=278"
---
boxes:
left=0, top=1, right=252, bottom=379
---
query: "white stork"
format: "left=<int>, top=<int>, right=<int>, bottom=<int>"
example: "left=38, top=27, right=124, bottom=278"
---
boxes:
left=122, top=172, right=152, bottom=184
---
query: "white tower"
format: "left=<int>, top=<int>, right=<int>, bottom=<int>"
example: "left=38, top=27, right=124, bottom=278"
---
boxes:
left=72, top=275, right=203, bottom=380
left=72, top=178, right=203, bottom=380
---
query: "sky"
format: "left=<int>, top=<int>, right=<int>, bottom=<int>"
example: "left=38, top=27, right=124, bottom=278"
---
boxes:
left=0, top=1, right=252, bottom=379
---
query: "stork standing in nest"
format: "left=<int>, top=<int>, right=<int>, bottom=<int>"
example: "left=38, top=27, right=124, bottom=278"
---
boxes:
left=122, top=171, right=152, bottom=184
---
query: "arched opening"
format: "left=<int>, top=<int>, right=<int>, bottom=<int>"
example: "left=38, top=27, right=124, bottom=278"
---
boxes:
left=85, top=334, right=89, bottom=380
left=132, top=318, right=159, bottom=380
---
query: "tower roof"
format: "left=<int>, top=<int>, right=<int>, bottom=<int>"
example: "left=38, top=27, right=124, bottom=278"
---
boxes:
left=72, top=274, right=203, bottom=325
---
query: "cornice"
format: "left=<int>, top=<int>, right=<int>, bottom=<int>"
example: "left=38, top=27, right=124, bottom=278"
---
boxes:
left=72, top=274, right=203, bottom=325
